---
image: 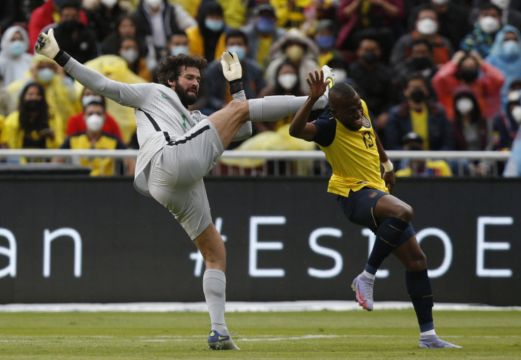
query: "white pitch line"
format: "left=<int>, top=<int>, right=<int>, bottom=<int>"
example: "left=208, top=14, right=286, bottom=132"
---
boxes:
left=0, top=301, right=519, bottom=312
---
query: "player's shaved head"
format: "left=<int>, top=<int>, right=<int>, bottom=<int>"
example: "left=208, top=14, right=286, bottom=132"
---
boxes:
left=329, top=83, right=363, bottom=131
left=330, top=82, right=357, bottom=101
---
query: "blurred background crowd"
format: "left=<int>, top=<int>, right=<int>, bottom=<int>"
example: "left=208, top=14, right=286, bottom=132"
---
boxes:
left=0, top=0, right=521, bottom=177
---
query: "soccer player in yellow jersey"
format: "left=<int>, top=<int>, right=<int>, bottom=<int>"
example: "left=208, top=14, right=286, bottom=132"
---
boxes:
left=289, top=70, right=461, bottom=349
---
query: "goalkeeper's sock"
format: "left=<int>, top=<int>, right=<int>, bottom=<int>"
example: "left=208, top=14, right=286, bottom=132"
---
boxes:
left=406, top=269, right=434, bottom=333
left=247, top=95, right=328, bottom=123
left=203, top=269, right=229, bottom=335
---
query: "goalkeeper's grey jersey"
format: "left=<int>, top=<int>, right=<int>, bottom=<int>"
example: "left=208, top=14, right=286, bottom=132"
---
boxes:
left=63, top=57, right=207, bottom=196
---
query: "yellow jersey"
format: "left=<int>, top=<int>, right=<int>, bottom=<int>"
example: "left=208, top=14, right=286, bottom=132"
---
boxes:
left=61, top=133, right=126, bottom=176
left=313, top=101, right=388, bottom=197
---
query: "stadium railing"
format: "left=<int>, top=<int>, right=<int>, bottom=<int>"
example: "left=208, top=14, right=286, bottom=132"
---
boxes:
left=0, top=149, right=512, bottom=177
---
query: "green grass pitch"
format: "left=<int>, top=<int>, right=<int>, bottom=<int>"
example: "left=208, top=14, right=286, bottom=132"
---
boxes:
left=0, top=310, right=519, bottom=359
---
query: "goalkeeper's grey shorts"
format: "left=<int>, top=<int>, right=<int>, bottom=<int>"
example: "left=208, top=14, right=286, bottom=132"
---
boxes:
left=147, top=119, right=224, bottom=240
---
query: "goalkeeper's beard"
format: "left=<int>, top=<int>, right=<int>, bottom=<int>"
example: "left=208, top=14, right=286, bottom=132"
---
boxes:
left=176, top=86, right=198, bottom=107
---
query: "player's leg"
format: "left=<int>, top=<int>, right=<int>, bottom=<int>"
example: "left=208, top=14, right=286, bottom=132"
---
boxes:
left=208, top=93, right=329, bottom=147
left=393, top=237, right=461, bottom=349
left=339, top=189, right=409, bottom=311
left=194, top=224, right=238, bottom=350
left=350, top=194, right=415, bottom=310
left=147, top=157, right=238, bottom=350
left=207, top=100, right=250, bottom=149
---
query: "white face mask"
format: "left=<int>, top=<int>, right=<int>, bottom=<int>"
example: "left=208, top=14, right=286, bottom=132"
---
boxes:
left=508, top=90, right=521, bottom=102
left=417, top=18, right=438, bottom=35
left=86, top=114, right=104, bottom=132
left=170, top=45, right=188, bottom=56
left=491, top=0, right=510, bottom=10
left=101, top=0, right=118, bottom=8
left=120, top=48, right=139, bottom=63
left=37, top=68, right=55, bottom=83
left=456, top=98, right=474, bottom=114
left=511, top=105, right=521, bottom=123
left=479, top=16, right=500, bottom=34
left=145, top=0, right=162, bottom=9
left=278, top=73, right=298, bottom=90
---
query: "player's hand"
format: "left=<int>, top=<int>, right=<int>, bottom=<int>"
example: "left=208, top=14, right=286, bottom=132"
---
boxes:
left=34, top=28, right=60, bottom=59
left=306, top=70, right=327, bottom=101
left=383, top=171, right=395, bottom=193
left=221, top=51, right=242, bottom=82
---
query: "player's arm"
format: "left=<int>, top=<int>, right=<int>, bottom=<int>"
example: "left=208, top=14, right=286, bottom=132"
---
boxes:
left=34, top=29, right=147, bottom=108
left=289, top=70, right=327, bottom=141
left=375, top=132, right=396, bottom=192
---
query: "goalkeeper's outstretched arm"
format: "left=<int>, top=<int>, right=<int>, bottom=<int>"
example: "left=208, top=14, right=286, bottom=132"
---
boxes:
left=35, top=29, right=148, bottom=108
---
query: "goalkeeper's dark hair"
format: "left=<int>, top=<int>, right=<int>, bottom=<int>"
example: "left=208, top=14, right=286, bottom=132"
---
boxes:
left=156, top=54, right=207, bottom=87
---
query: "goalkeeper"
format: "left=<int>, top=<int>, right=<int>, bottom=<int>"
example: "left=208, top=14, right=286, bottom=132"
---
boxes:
left=35, top=29, right=329, bottom=351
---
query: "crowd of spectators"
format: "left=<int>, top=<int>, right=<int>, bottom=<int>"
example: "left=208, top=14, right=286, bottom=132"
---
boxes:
left=0, top=0, right=520, bottom=176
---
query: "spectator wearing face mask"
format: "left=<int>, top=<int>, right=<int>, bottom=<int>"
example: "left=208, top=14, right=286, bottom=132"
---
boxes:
left=384, top=73, right=453, bottom=150
left=6, top=55, right=79, bottom=134
left=486, top=25, right=521, bottom=106
left=349, top=36, right=394, bottom=134
left=395, top=132, right=452, bottom=177
left=390, top=5, right=453, bottom=68
left=477, top=0, right=521, bottom=32
left=197, top=29, right=265, bottom=116
left=166, top=30, right=190, bottom=58
left=0, top=26, right=33, bottom=88
left=186, top=1, right=226, bottom=61
left=460, top=2, right=504, bottom=58
left=265, top=28, right=319, bottom=95
left=66, top=88, right=123, bottom=141
left=257, top=61, right=304, bottom=132
left=85, top=0, right=128, bottom=43
left=452, top=89, right=491, bottom=151
left=241, top=4, right=285, bottom=69
left=428, top=0, right=472, bottom=50
left=118, top=36, right=152, bottom=81
left=433, top=50, right=504, bottom=120
left=314, top=20, right=348, bottom=69
left=492, top=80, right=521, bottom=149
left=60, top=101, right=128, bottom=176
left=395, top=38, right=438, bottom=86
left=1, top=82, right=61, bottom=152
left=50, top=0, right=99, bottom=64
left=133, top=0, right=196, bottom=55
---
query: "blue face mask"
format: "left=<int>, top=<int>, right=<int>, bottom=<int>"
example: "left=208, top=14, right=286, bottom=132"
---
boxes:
left=502, top=40, right=521, bottom=59
left=170, top=45, right=189, bottom=56
left=8, top=40, right=26, bottom=57
left=256, top=17, right=275, bottom=34
left=37, top=68, right=55, bottom=84
left=226, top=45, right=246, bottom=61
left=315, top=35, right=335, bottom=50
left=205, top=18, right=224, bottom=32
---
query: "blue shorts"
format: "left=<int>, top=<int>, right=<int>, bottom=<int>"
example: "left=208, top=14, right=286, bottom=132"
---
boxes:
left=337, top=188, right=388, bottom=232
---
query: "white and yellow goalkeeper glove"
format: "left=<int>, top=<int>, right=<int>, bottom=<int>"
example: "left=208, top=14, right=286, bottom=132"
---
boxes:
left=34, top=28, right=60, bottom=59
left=220, top=51, right=242, bottom=81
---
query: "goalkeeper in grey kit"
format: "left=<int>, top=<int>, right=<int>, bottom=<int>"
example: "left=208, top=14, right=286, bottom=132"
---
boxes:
left=35, top=29, right=329, bottom=350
